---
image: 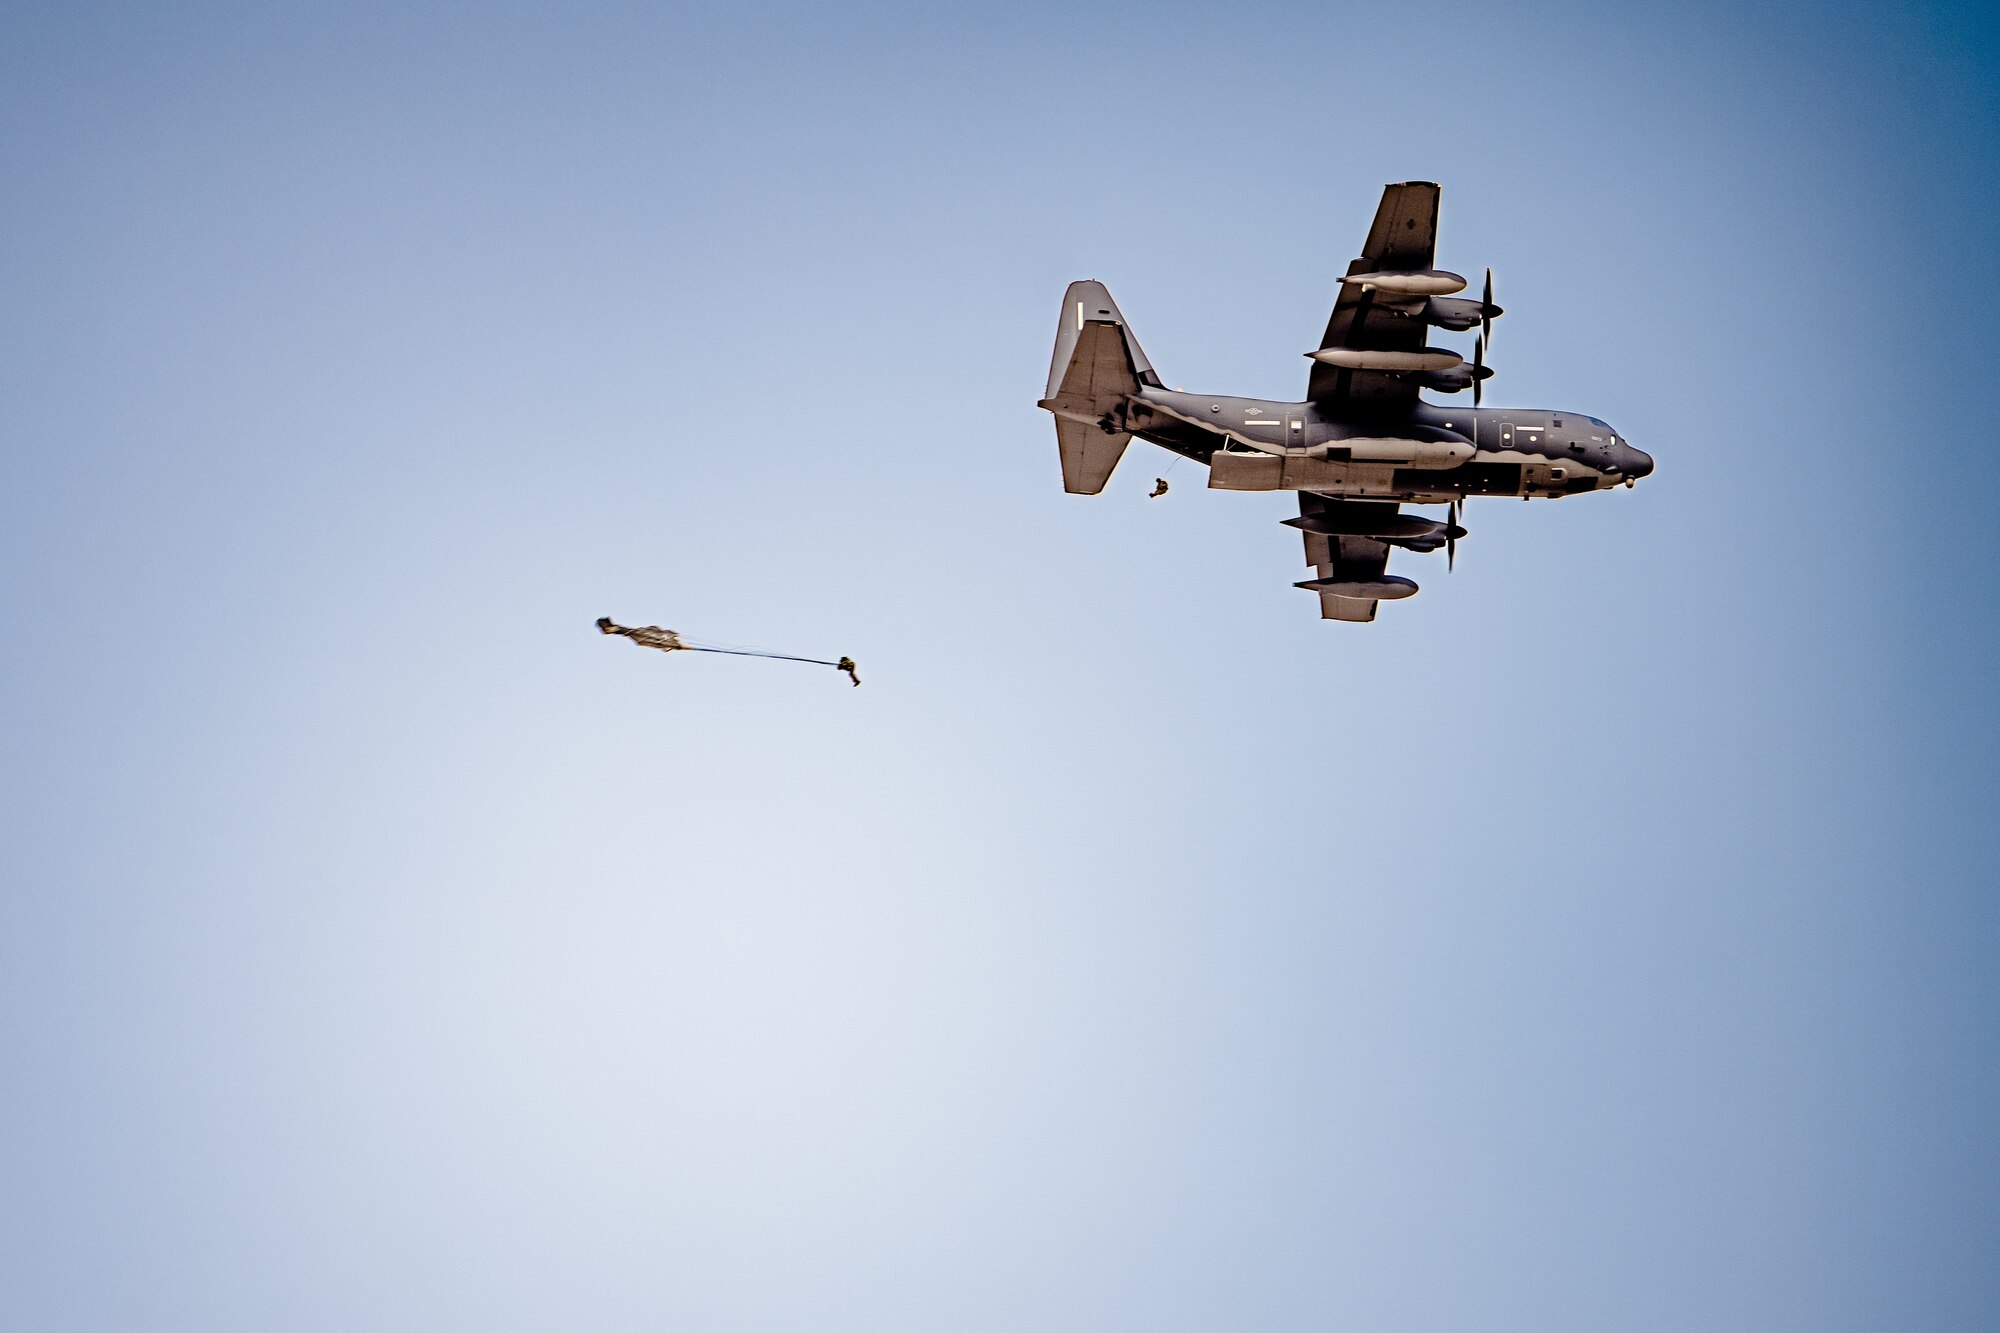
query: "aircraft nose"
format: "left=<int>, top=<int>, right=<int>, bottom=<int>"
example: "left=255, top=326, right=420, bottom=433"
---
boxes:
left=1622, top=444, right=1654, bottom=479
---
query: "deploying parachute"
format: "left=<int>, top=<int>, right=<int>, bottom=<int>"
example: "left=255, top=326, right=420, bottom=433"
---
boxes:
left=597, top=617, right=860, bottom=687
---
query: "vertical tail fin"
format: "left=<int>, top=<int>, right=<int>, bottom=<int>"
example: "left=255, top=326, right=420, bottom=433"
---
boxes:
left=1038, top=281, right=1161, bottom=495
left=1045, top=281, right=1160, bottom=398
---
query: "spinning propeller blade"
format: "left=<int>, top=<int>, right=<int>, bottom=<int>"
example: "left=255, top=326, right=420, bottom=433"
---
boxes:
left=1482, top=267, right=1496, bottom=348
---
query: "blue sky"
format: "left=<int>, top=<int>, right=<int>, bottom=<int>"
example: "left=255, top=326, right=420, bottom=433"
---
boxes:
left=3, top=3, right=1997, bottom=1330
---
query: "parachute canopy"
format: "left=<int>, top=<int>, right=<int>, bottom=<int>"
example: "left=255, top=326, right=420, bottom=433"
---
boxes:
left=597, top=617, right=859, bottom=686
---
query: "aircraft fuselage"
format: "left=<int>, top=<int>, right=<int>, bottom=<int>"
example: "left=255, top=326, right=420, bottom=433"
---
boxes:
left=1121, top=389, right=1654, bottom=506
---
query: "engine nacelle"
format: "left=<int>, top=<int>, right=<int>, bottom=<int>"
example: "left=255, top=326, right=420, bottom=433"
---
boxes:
left=1416, top=362, right=1495, bottom=394
left=1283, top=511, right=1464, bottom=551
left=1419, top=296, right=1493, bottom=331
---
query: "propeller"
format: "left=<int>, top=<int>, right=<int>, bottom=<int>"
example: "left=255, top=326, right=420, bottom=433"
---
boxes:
left=1471, top=334, right=1486, bottom=407
left=1481, top=267, right=1497, bottom=348
left=1448, top=498, right=1460, bottom=571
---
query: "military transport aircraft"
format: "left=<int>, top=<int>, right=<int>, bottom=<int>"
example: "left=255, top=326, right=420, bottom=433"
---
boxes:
left=1037, top=181, right=1653, bottom=622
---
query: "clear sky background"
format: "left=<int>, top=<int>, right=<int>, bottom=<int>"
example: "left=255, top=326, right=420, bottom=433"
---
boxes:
left=3, top=3, right=1996, bottom=1330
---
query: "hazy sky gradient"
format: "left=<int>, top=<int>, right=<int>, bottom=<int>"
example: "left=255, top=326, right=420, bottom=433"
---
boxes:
left=4, top=3, right=1997, bottom=1330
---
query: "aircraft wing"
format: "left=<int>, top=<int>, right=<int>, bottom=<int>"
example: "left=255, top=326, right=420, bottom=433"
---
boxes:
left=1291, top=494, right=1419, bottom=622
left=1307, top=181, right=1440, bottom=412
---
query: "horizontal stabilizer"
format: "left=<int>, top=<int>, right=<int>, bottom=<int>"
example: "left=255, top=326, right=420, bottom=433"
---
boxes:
left=1053, top=417, right=1131, bottom=496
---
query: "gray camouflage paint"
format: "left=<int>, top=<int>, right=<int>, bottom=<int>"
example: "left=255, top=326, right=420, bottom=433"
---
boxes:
left=1038, top=183, right=1654, bottom=621
left=1129, top=392, right=1654, bottom=502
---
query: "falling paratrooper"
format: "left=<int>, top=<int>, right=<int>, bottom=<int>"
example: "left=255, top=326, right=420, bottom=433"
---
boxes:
left=597, top=617, right=860, bottom=686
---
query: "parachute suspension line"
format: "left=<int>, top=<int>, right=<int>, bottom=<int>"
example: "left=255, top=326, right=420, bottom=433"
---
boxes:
left=597, top=617, right=860, bottom=686
left=675, top=645, right=843, bottom=668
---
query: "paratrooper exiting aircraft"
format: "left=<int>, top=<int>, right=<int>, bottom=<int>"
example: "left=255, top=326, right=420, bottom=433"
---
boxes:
left=1037, top=181, right=1653, bottom=622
